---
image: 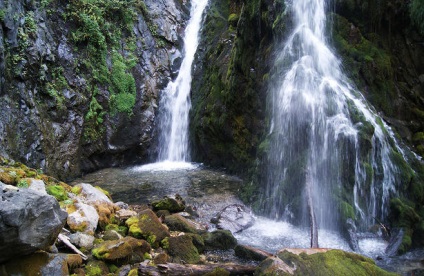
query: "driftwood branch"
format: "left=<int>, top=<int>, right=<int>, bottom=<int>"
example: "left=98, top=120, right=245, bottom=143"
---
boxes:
left=57, top=233, right=88, bottom=260
left=139, top=262, right=256, bottom=275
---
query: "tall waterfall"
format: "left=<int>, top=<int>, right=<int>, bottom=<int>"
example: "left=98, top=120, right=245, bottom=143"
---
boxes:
left=157, top=0, right=209, bottom=162
left=263, top=0, right=404, bottom=235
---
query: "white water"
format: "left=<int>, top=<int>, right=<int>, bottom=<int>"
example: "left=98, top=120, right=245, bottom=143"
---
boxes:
left=157, top=0, right=209, bottom=164
left=264, top=0, right=403, bottom=234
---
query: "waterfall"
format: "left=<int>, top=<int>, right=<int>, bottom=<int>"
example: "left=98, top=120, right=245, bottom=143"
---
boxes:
left=157, top=0, right=209, bottom=163
left=263, top=0, right=404, bottom=234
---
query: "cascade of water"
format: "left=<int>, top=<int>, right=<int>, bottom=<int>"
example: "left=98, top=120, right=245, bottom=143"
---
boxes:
left=157, top=0, right=209, bottom=163
left=264, top=0, right=402, bottom=233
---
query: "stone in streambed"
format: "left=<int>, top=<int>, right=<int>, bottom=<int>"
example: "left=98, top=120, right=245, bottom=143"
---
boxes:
left=235, top=244, right=272, bottom=261
left=126, top=209, right=170, bottom=247
left=92, top=236, right=151, bottom=264
left=164, top=213, right=206, bottom=234
left=164, top=234, right=200, bottom=264
left=202, top=230, right=237, bottom=250
left=151, top=195, right=185, bottom=213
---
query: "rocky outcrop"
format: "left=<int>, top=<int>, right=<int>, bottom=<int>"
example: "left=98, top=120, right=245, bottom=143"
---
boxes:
left=0, top=182, right=67, bottom=263
left=0, top=0, right=189, bottom=180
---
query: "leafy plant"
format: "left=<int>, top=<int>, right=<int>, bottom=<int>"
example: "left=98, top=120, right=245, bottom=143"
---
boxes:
left=17, top=179, right=29, bottom=188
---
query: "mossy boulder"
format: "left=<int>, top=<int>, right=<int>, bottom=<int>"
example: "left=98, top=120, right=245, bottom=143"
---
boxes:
left=202, top=230, right=237, bottom=250
left=84, top=260, right=109, bottom=276
left=151, top=196, right=185, bottom=213
left=125, top=209, right=170, bottom=247
left=92, top=236, right=151, bottom=264
left=256, top=249, right=397, bottom=275
left=164, top=214, right=200, bottom=234
left=165, top=235, right=200, bottom=264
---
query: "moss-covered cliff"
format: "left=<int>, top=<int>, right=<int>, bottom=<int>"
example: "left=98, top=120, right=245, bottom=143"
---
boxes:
left=0, top=0, right=188, bottom=180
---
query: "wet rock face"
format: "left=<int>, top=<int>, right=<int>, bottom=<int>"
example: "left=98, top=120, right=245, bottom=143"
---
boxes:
left=0, top=0, right=188, bottom=180
left=0, top=182, right=68, bottom=263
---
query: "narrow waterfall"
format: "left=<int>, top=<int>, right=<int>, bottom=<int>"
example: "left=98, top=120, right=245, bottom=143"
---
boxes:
left=263, top=0, right=404, bottom=235
left=157, top=0, right=209, bottom=163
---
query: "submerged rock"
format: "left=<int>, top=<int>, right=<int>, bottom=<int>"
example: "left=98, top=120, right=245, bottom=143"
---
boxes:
left=0, top=182, right=67, bottom=263
left=211, top=204, right=255, bottom=233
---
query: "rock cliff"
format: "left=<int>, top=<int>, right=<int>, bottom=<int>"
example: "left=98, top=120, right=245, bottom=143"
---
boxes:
left=0, top=0, right=188, bottom=180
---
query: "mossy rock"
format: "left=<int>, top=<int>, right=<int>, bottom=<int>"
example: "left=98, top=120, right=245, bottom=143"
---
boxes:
left=151, top=196, right=185, bottom=213
left=165, top=235, right=200, bottom=264
left=85, top=260, right=109, bottom=276
left=105, top=224, right=128, bottom=236
left=164, top=214, right=198, bottom=234
left=185, top=233, right=205, bottom=253
left=256, top=249, right=397, bottom=275
left=202, top=230, right=237, bottom=250
left=125, top=209, right=170, bottom=248
left=92, top=236, right=151, bottom=264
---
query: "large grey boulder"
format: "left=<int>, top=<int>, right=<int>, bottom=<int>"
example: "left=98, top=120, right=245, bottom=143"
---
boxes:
left=0, top=182, right=68, bottom=263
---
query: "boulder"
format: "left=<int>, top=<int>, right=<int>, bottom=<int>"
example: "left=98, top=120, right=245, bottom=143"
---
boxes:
left=152, top=195, right=185, bottom=213
left=0, top=183, right=67, bottom=263
left=211, top=204, right=255, bottom=233
left=165, top=235, right=200, bottom=264
left=164, top=214, right=206, bottom=234
left=234, top=244, right=272, bottom=261
left=202, top=230, right=238, bottom=251
left=66, top=202, right=99, bottom=234
left=0, top=252, right=82, bottom=276
left=255, top=249, right=397, bottom=275
left=69, top=232, right=95, bottom=250
left=92, top=236, right=151, bottom=264
left=71, top=183, right=118, bottom=228
left=126, top=209, right=170, bottom=247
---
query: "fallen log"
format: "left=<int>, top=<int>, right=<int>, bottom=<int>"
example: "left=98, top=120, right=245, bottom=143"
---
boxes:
left=138, top=262, right=256, bottom=275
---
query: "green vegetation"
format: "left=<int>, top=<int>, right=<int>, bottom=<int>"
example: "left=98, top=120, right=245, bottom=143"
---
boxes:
left=0, top=9, right=5, bottom=22
left=410, top=0, right=424, bottom=35
left=65, top=0, right=143, bottom=140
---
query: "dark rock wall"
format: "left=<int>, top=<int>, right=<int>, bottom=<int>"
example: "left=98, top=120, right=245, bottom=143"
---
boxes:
left=0, top=0, right=188, bottom=180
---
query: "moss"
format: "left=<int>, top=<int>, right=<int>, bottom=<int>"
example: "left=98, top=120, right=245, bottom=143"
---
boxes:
left=228, top=13, right=239, bottom=27
left=340, top=201, right=356, bottom=220
left=151, top=197, right=185, bottom=212
left=273, top=249, right=397, bottom=275
left=46, top=185, right=68, bottom=201
left=71, top=185, right=82, bottom=195
left=202, top=230, right=237, bottom=250
left=128, top=268, right=138, bottom=276
left=166, top=235, right=200, bottom=264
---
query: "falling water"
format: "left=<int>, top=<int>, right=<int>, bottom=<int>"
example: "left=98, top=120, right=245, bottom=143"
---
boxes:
left=157, top=0, right=209, bottom=163
left=263, top=0, right=404, bottom=236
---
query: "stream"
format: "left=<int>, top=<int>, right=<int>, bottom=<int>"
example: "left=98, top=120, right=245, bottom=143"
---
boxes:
left=72, top=163, right=424, bottom=275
